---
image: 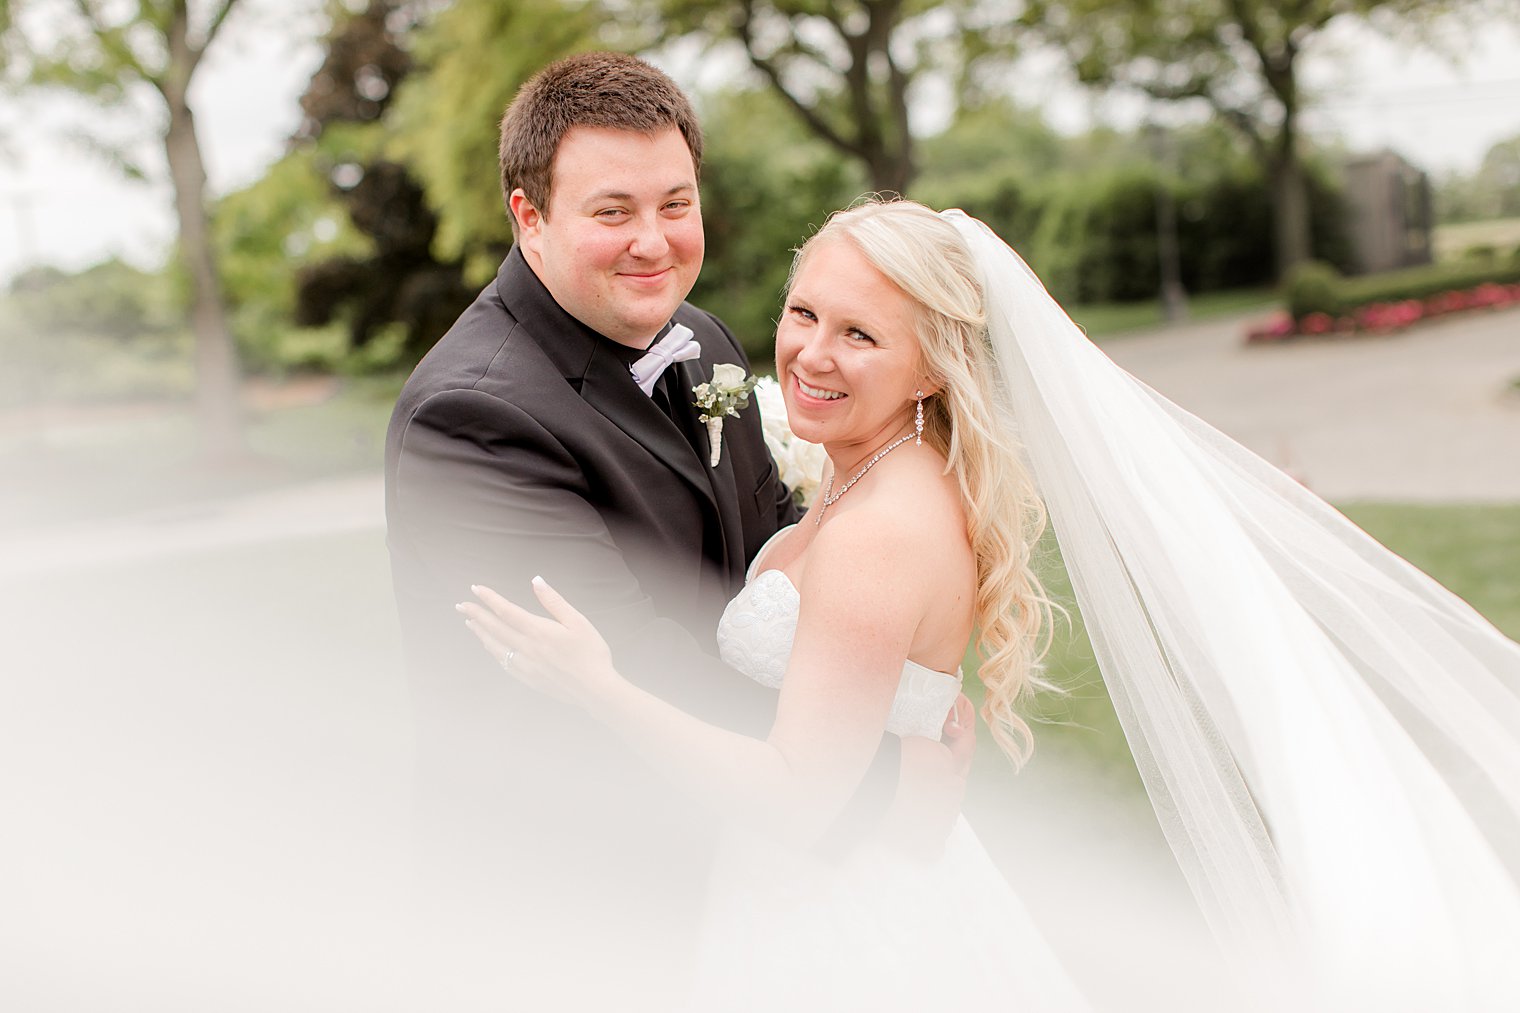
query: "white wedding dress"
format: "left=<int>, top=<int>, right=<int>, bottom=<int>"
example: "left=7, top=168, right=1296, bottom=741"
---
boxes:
left=687, top=526, right=1093, bottom=1012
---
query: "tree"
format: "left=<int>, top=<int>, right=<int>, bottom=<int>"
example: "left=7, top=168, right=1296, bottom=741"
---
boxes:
left=687, top=87, right=864, bottom=359
left=1023, top=0, right=1488, bottom=280
left=0, top=0, right=259, bottom=455
left=642, top=0, right=1022, bottom=193
left=385, top=0, right=603, bottom=281
left=1436, top=134, right=1520, bottom=224
left=286, top=0, right=477, bottom=365
left=213, top=144, right=371, bottom=373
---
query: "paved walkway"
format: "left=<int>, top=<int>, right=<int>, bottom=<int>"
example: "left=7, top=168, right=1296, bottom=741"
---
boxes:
left=1105, top=304, right=1520, bottom=502
left=0, top=472, right=385, bottom=580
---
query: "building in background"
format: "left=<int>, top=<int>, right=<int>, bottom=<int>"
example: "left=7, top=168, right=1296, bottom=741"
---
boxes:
left=1342, top=151, right=1434, bottom=275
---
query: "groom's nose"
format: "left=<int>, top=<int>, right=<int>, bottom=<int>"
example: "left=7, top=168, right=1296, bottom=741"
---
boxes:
left=627, top=212, right=672, bottom=261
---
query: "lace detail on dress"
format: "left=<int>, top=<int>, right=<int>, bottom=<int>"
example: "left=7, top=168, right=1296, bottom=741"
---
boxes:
left=717, top=569, right=962, bottom=738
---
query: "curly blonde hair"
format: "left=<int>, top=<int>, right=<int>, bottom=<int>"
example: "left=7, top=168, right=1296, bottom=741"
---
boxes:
left=789, top=197, right=1056, bottom=765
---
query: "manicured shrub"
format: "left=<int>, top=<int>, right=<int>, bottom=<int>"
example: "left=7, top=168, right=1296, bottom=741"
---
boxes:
left=1286, top=259, right=1520, bottom=321
left=1286, top=261, right=1344, bottom=318
left=1255, top=262, right=1520, bottom=343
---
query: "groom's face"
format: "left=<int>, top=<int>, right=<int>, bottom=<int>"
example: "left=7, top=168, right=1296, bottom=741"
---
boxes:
left=513, top=125, right=704, bottom=349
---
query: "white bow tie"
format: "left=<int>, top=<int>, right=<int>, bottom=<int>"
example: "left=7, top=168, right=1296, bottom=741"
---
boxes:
left=629, top=323, right=701, bottom=396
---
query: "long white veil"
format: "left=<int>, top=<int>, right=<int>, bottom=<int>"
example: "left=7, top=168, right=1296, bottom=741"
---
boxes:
left=940, top=210, right=1520, bottom=1008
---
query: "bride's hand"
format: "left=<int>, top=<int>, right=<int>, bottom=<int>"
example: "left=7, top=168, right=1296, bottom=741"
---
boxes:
left=457, top=578, right=625, bottom=714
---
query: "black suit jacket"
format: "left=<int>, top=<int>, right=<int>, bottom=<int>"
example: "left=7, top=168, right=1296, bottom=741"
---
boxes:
left=384, top=249, right=895, bottom=955
left=388, top=244, right=800, bottom=730
left=386, top=248, right=791, bottom=907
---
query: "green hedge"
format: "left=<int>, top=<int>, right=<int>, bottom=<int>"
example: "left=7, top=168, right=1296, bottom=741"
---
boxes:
left=921, top=160, right=1352, bottom=307
left=1287, top=251, right=1520, bottom=319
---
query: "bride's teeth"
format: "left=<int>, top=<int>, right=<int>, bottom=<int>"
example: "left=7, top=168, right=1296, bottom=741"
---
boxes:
left=799, top=379, right=844, bottom=401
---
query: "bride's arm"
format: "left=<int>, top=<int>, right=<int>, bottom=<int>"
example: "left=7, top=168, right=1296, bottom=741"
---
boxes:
left=461, top=509, right=939, bottom=845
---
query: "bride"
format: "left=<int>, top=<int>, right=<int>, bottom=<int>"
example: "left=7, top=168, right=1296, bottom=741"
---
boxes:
left=459, top=198, right=1520, bottom=1010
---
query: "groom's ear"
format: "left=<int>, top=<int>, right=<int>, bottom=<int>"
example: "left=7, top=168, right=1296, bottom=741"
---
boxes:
left=509, top=189, right=543, bottom=243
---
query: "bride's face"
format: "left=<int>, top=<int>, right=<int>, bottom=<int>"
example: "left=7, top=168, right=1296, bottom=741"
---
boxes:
left=775, top=236, right=926, bottom=450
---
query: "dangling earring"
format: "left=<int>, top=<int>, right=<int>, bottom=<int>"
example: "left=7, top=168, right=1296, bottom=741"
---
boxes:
left=914, top=390, right=925, bottom=446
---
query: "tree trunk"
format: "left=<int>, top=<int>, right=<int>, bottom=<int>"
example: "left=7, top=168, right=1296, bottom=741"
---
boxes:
left=1265, top=50, right=1311, bottom=280
left=1269, top=151, right=1312, bottom=281
left=163, top=86, right=244, bottom=458
left=868, top=146, right=915, bottom=196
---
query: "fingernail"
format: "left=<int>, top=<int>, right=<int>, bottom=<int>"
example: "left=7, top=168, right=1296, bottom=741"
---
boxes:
left=454, top=603, right=468, bottom=613
left=470, top=584, right=483, bottom=593
left=531, top=575, right=545, bottom=587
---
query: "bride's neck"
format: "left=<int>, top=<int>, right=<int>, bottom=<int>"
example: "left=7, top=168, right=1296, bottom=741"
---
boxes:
left=825, top=421, right=918, bottom=485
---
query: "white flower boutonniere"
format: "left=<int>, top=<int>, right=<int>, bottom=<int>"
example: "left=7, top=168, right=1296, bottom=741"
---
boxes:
left=692, top=363, right=759, bottom=467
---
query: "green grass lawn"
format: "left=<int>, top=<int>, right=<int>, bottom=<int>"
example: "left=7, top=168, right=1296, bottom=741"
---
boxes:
left=1339, top=502, right=1520, bottom=639
left=1069, top=286, right=1280, bottom=340
left=1434, top=217, right=1520, bottom=262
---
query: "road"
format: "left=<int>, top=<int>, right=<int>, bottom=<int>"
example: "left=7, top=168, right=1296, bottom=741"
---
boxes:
left=1106, top=303, right=1520, bottom=502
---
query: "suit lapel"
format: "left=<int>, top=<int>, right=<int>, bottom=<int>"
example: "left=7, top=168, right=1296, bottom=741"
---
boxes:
left=581, top=345, right=716, bottom=513
left=496, top=247, right=716, bottom=515
left=672, top=356, right=746, bottom=582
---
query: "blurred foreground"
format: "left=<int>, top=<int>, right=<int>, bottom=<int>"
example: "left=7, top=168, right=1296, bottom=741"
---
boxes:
left=2, top=307, right=1517, bottom=1009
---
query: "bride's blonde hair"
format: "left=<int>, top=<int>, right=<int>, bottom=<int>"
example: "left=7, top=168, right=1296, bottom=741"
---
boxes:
left=789, top=197, right=1055, bottom=765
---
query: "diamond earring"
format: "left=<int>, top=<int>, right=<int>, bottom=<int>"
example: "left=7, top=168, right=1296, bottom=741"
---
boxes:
left=914, top=390, right=925, bottom=445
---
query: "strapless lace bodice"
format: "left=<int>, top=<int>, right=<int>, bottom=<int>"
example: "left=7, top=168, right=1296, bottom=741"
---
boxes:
left=716, top=560, right=962, bottom=739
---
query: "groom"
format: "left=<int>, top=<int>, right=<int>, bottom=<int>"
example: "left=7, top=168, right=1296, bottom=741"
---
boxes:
left=385, top=51, right=969, bottom=998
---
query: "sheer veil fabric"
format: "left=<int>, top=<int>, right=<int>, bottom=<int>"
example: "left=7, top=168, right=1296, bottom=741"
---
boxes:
left=940, top=210, right=1520, bottom=1009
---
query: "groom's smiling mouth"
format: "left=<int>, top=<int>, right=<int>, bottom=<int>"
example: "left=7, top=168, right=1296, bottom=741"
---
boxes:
left=795, top=376, right=847, bottom=402
left=619, top=267, right=674, bottom=285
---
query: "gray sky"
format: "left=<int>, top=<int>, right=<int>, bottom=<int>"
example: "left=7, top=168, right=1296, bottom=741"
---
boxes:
left=1, top=12, right=1517, bottom=285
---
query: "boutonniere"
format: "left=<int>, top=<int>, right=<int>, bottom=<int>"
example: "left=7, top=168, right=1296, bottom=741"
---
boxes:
left=692, top=363, right=759, bottom=467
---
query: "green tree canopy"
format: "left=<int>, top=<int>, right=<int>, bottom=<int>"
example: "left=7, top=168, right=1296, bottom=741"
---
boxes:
left=1022, top=0, right=1501, bottom=280
left=688, top=86, right=865, bottom=360
left=385, top=0, right=603, bottom=282
left=634, top=0, right=1023, bottom=193
left=1437, top=134, right=1520, bottom=223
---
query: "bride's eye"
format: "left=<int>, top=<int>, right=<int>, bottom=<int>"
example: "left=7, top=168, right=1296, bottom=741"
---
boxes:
left=848, top=327, right=876, bottom=344
left=787, top=304, right=816, bottom=322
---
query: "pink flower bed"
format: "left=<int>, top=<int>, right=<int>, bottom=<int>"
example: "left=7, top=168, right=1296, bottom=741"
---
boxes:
left=1246, top=282, right=1520, bottom=344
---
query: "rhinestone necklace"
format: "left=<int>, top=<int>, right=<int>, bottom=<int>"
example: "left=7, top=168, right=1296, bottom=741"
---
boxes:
left=814, top=431, right=916, bottom=526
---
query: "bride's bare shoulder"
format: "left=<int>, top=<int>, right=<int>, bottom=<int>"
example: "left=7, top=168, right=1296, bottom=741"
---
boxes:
left=809, top=457, right=971, bottom=592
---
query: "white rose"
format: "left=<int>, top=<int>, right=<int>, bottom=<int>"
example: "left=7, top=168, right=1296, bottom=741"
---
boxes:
left=710, top=362, right=748, bottom=389
left=752, top=376, right=827, bottom=506
left=776, top=438, right=827, bottom=506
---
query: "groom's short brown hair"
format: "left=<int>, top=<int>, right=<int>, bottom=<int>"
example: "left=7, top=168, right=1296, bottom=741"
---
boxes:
left=499, top=52, right=704, bottom=233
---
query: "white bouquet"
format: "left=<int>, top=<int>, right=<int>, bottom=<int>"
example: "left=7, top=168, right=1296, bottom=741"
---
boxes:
left=752, top=376, right=828, bottom=507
